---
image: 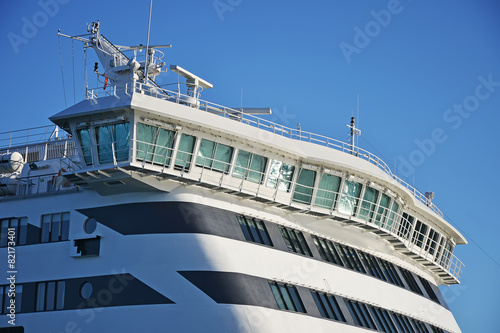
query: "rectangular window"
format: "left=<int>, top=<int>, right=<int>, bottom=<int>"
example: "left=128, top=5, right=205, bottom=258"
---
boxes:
left=412, top=221, right=428, bottom=248
left=269, top=281, right=306, bottom=313
left=136, top=123, right=174, bottom=165
left=359, top=186, right=379, bottom=221
left=374, top=194, right=391, bottom=226
left=345, top=300, right=376, bottom=330
left=311, top=291, right=345, bottom=322
left=233, top=150, right=268, bottom=183
left=0, top=218, right=28, bottom=247
left=314, top=173, right=341, bottom=209
left=338, top=180, right=362, bottom=216
left=391, top=313, right=416, bottom=333
left=36, top=281, right=65, bottom=312
left=41, top=212, right=70, bottom=243
left=278, top=226, right=312, bottom=257
left=76, top=128, right=93, bottom=165
left=196, top=139, right=233, bottom=173
left=266, top=160, right=295, bottom=192
left=292, top=168, right=316, bottom=205
left=96, top=122, right=130, bottom=164
left=237, top=215, right=273, bottom=246
left=174, top=134, right=195, bottom=171
left=311, top=235, right=344, bottom=266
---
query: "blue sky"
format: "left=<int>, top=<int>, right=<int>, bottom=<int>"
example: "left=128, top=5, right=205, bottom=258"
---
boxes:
left=1, top=0, right=499, bottom=331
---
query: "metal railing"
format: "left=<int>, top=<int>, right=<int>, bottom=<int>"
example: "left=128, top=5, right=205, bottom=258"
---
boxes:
left=131, top=140, right=463, bottom=281
left=85, top=81, right=443, bottom=217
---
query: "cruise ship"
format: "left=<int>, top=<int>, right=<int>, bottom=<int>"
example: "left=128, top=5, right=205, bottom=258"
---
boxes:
left=0, top=22, right=466, bottom=332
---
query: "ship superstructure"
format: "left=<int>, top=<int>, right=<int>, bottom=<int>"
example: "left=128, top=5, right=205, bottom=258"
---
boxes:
left=0, top=22, right=465, bottom=332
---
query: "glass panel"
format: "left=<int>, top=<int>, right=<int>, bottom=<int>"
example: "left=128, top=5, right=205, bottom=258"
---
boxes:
left=292, top=169, right=316, bottom=205
left=196, top=139, right=215, bottom=168
left=314, top=173, right=341, bottom=209
left=152, top=128, right=174, bottom=165
left=269, top=282, right=286, bottom=310
left=279, top=163, right=295, bottom=191
left=41, top=214, right=51, bottom=243
left=237, top=216, right=252, bottom=242
left=338, top=180, right=362, bottom=215
left=36, top=283, right=46, bottom=311
left=266, top=159, right=281, bottom=189
left=19, top=217, right=28, bottom=245
left=50, top=213, right=61, bottom=242
left=61, top=212, right=70, bottom=241
left=426, top=229, right=440, bottom=255
left=311, top=292, right=327, bottom=318
left=246, top=218, right=262, bottom=243
left=319, top=293, right=335, bottom=319
left=412, top=221, right=428, bottom=247
left=0, top=219, right=8, bottom=247
left=256, top=220, right=273, bottom=246
left=375, top=194, right=391, bottom=226
left=288, top=230, right=303, bottom=255
left=248, top=154, right=267, bottom=183
left=45, top=281, right=56, bottom=311
left=296, top=232, right=312, bottom=257
left=213, top=143, right=233, bottom=173
left=136, top=123, right=157, bottom=161
left=359, top=187, right=379, bottom=221
left=287, top=286, right=305, bottom=313
left=77, top=128, right=93, bottom=165
left=398, top=213, right=414, bottom=239
left=279, top=226, right=294, bottom=252
left=56, top=281, right=65, bottom=310
left=113, top=123, right=130, bottom=162
left=233, top=150, right=250, bottom=179
left=175, top=134, right=195, bottom=170
left=386, top=202, right=399, bottom=231
left=96, top=125, right=114, bottom=164
left=327, top=295, right=345, bottom=322
left=278, top=284, right=295, bottom=311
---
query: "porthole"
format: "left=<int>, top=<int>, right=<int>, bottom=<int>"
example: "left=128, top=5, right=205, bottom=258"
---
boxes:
left=80, top=282, right=93, bottom=299
left=83, top=218, right=97, bottom=234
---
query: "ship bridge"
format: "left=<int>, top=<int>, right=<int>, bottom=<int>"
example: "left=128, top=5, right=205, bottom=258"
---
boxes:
left=0, top=22, right=465, bottom=287
left=37, top=76, right=464, bottom=286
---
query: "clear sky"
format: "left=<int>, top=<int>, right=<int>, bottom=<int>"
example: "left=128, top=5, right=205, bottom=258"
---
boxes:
left=1, top=0, right=499, bottom=332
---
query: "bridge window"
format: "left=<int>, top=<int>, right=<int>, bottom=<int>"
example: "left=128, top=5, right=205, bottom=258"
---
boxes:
left=136, top=123, right=174, bottom=165
left=174, top=134, right=195, bottom=171
left=338, top=180, right=362, bottom=216
left=425, top=229, right=440, bottom=255
left=292, top=168, right=316, bottom=204
left=374, top=194, right=391, bottom=226
left=411, top=220, right=428, bottom=248
left=314, top=173, right=341, bottom=209
left=397, top=213, right=414, bottom=240
left=386, top=202, right=400, bottom=230
left=76, top=128, right=93, bottom=165
left=359, top=186, right=379, bottom=221
left=233, top=150, right=267, bottom=183
left=96, top=122, right=130, bottom=164
left=196, top=139, right=233, bottom=173
left=266, top=160, right=294, bottom=192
